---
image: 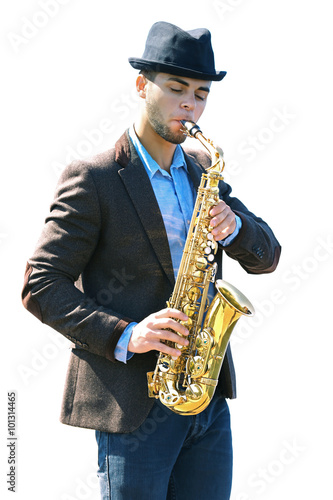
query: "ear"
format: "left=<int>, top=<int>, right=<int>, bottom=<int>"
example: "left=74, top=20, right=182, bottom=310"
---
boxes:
left=136, top=74, right=148, bottom=99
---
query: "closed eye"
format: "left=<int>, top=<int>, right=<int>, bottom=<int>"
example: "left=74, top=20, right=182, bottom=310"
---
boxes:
left=171, top=88, right=206, bottom=101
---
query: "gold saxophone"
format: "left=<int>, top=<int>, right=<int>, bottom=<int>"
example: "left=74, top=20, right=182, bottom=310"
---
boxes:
left=147, top=121, right=254, bottom=415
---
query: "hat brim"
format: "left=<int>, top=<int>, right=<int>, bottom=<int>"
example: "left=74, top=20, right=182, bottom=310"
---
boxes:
left=128, top=57, right=226, bottom=82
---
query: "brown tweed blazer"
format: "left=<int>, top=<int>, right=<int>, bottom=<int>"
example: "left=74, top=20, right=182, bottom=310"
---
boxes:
left=22, top=131, right=281, bottom=433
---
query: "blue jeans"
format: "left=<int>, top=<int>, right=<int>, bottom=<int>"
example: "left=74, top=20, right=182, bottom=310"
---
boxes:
left=95, top=393, right=233, bottom=499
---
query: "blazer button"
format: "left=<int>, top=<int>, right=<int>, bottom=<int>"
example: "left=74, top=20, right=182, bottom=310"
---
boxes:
left=253, top=244, right=264, bottom=259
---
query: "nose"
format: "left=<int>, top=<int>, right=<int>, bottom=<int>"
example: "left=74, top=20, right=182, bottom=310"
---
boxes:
left=181, top=94, right=196, bottom=111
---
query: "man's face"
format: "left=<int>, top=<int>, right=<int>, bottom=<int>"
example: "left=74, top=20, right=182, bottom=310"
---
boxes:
left=143, top=73, right=211, bottom=144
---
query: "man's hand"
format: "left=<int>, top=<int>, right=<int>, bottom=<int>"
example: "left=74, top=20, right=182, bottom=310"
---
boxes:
left=128, top=308, right=189, bottom=357
left=209, top=200, right=236, bottom=241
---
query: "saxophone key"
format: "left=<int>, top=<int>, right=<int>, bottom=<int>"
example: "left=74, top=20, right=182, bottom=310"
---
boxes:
left=183, top=303, right=197, bottom=318
left=175, top=336, right=188, bottom=351
left=206, top=197, right=216, bottom=207
left=195, top=256, right=207, bottom=270
left=192, top=270, right=204, bottom=283
left=186, top=286, right=201, bottom=302
left=158, top=357, right=171, bottom=373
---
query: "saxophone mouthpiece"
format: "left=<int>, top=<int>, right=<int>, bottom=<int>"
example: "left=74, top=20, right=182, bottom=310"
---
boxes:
left=180, top=120, right=202, bottom=138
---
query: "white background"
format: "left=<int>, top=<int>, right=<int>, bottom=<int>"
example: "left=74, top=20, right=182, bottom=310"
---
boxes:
left=1, top=0, right=332, bottom=498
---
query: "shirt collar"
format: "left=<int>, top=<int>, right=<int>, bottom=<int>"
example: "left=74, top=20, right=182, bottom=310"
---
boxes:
left=128, top=125, right=187, bottom=179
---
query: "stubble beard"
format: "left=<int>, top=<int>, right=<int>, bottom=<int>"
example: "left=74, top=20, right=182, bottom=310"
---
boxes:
left=145, top=99, right=187, bottom=145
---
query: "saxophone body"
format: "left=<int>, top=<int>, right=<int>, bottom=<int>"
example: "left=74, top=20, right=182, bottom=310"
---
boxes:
left=147, top=121, right=254, bottom=415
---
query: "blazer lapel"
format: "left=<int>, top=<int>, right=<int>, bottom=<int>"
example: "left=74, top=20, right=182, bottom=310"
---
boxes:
left=117, top=134, right=175, bottom=286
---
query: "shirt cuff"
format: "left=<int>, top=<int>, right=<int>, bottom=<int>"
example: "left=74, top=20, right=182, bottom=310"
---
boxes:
left=114, top=322, right=137, bottom=363
left=219, top=214, right=242, bottom=246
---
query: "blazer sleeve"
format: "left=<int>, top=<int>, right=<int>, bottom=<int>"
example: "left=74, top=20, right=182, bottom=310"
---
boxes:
left=219, top=181, right=281, bottom=274
left=21, top=161, right=131, bottom=362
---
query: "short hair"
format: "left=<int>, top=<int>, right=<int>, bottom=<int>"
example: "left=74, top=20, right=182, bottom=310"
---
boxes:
left=139, top=69, right=158, bottom=82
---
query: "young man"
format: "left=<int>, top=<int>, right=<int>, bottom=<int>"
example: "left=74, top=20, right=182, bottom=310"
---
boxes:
left=22, top=22, right=281, bottom=499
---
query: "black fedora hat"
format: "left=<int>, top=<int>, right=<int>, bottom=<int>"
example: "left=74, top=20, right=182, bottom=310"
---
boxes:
left=128, top=21, right=226, bottom=82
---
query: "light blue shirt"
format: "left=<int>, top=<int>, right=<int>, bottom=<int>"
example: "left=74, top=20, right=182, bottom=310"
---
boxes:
left=114, top=126, right=242, bottom=363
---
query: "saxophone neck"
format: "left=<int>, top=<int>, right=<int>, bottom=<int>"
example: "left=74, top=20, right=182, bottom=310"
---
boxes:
left=181, top=120, right=224, bottom=176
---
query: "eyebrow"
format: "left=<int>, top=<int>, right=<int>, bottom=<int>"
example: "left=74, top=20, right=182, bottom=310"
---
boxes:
left=166, top=77, right=211, bottom=93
